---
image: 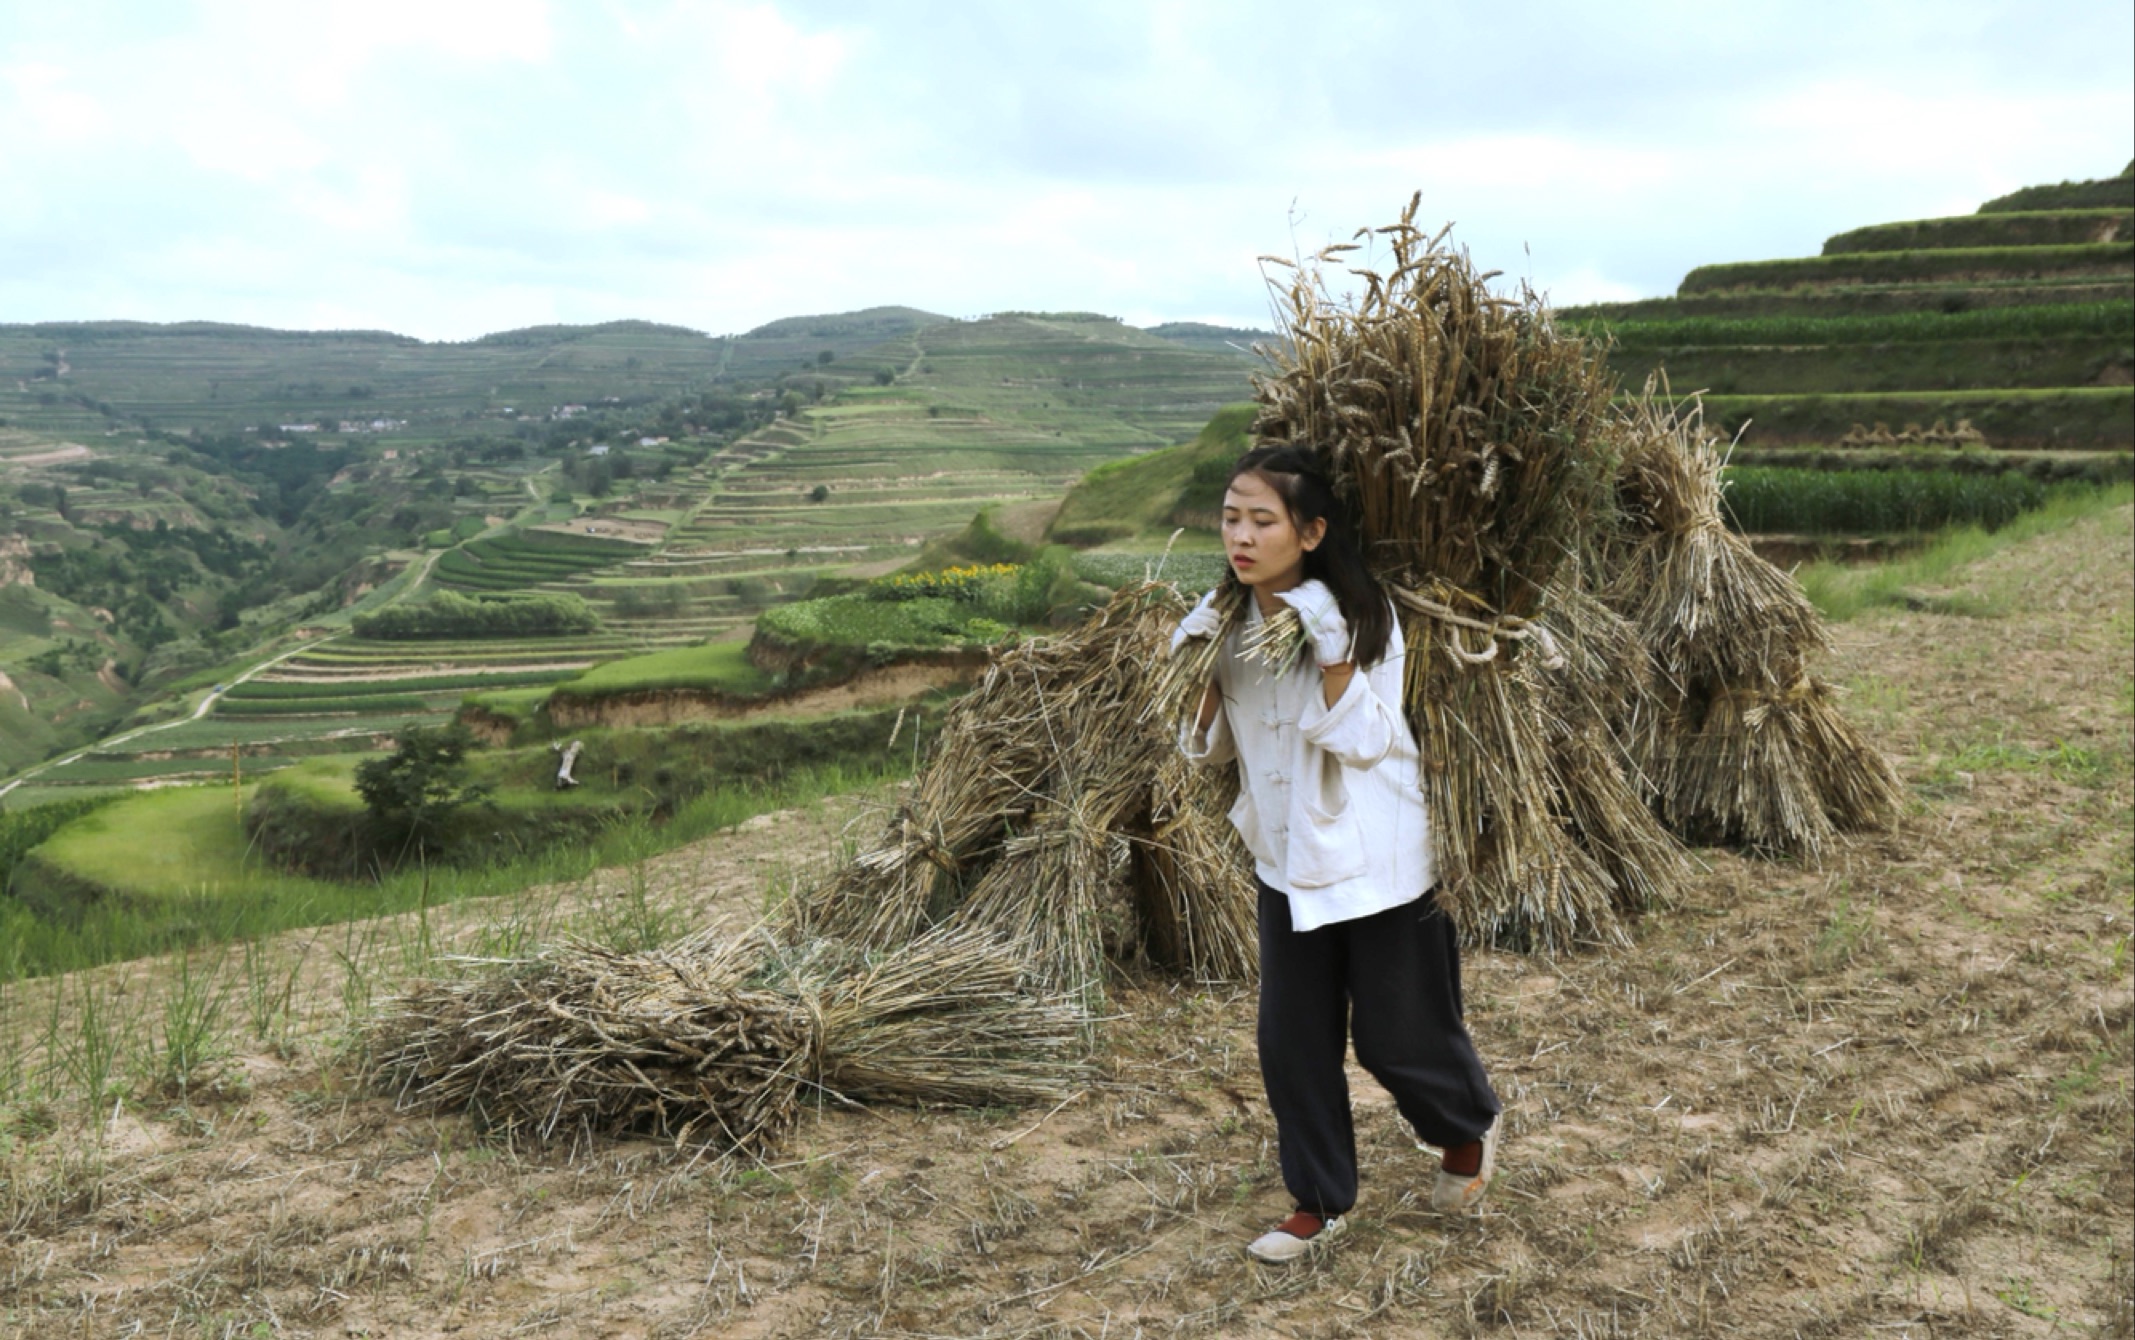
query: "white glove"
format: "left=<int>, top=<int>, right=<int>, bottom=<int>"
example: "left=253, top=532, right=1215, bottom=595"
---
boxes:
left=1168, top=590, right=1225, bottom=655
left=1276, top=579, right=1351, bottom=666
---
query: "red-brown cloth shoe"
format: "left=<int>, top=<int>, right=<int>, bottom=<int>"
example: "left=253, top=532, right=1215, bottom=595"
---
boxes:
left=1431, top=1115, right=1500, bottom=1213
left=1247, top=1208, right=1346, bottom=1263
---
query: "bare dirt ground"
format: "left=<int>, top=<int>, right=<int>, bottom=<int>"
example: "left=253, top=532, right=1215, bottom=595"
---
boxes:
left=3, top=508, right=2130, bottom=1339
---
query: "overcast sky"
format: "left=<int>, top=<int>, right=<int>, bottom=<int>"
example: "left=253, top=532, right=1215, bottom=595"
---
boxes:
left=2, top=1, right=2130, bottom=341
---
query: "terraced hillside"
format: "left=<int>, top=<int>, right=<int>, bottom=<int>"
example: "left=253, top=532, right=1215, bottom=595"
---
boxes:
left=4, top=312, right=1262, bottom=801
left=1568, top=165, right=2134, bottom=459
left=549, top=313, right=1260, bottom=646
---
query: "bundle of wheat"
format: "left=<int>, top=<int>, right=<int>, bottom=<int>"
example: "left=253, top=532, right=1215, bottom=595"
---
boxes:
left=1123, top=753, right=1259, bottom=984
left=949, top=783, right=1117, bottom=1006
left=372, top=925, right=1089, bottom=1155
left=1607, top=385, right=1903, bottom=852
left=370, top=931, right=808, bottom=1155
left=1214, top=195, right=1687, bottom=948
left=769, top=926, right=1092, bottom=1109
left=790, top=581, right=1260, bottom=993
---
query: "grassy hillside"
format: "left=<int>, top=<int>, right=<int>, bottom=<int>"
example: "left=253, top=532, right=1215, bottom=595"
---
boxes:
left=1045, top=402, right=1255, bottom=545
left=1567, top=166, right=2135, bottom=457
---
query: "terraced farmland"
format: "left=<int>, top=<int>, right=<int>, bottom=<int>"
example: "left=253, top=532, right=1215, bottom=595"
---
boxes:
left=430, top=527, right=647, bottom=593
left=3, top=311, right=1262, bottom=800
left=1567, top=165, right=2135, bottom=459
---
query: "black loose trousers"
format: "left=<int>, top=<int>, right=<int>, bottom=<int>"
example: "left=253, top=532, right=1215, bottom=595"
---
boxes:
left=1256, top=879, right=1500, bottom=1217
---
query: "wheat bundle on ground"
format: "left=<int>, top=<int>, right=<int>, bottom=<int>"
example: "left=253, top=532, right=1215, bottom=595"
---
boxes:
left=947, top=782, right=1118, bottom=1006
left=790, top=582, right=1260, bottom=991
left=370, top=931, right=808, bottom=1156
left=1223, top=195, right=1691, bottom=948
left=1122, top=753, right=1259, bottom=984
left=1606, top=384, right=1904, bottom=853
left=371, top=926, right=1089, bottom=1157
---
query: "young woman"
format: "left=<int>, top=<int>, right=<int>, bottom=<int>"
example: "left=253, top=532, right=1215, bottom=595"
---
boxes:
left=1172, top=444, right=1501, bottom=1264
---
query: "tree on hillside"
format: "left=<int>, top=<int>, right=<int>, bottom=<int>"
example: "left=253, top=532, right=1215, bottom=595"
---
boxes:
left=355, top=721, right=491, bottom=860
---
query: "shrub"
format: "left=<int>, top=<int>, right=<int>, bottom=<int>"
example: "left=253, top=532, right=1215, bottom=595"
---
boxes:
left=353, top=721, right=492, bottom=858
left=352, top=589, right=600, bottom=640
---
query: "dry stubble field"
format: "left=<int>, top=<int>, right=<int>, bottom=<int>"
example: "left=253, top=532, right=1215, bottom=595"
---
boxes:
left=3, top=507, right=2131, bottom=1339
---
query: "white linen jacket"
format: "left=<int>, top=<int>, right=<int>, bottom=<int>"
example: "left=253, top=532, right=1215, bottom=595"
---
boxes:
left=1179, top=598, right=1434, bottom=932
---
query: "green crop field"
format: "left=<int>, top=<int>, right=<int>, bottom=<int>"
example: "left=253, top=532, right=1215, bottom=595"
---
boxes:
left=1700, top=387, right=2133, bottom=449
left=1718, top=466, right=2055, bottom=534
left=1565, top=279, right=2134, bottom=324
left=1590, top=302, right=2132, bottom=349
left=1614, top=337, right=2128, bottom=396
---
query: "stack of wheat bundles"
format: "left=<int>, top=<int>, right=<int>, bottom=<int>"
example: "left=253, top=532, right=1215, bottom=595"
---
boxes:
left=1244, top=198, right=1693, bottom=948
left=790, top=583, right=1258, bottom=993
left=1606, top=386, right=1903, bottom=853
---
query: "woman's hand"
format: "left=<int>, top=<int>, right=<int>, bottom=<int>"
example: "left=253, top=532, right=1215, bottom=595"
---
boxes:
left=1275, top=579, right=1351, bottom=667
left=1169, top=590, right=1226, bottom=655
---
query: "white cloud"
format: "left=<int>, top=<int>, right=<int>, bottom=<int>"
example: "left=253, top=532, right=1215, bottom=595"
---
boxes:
left=0, top=1, right=2127, bottom=340
left=2, top=62, right=109, bottom=142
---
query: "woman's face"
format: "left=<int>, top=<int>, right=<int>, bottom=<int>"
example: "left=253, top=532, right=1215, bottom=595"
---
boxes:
left=1222, top=471, right=1324, bottom=594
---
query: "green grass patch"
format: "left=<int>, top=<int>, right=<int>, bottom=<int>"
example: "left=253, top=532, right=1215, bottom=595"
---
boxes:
left=552, top=642, right=775, bottom=698
left=1795, top=484, right=2132, bottom=620
left=0, top=753, right=913, bottom=982
left=1921, top=737, right=2119, bottom=795
left=1, top=793, right=118, bottom=895
left=1047, top=403, right=1254, bottom=544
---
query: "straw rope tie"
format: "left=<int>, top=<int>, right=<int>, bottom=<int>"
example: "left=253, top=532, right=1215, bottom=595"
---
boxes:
left=1391, top=589, right=1567, bottom=670
left=897, top=813, right=961, bottom=872
left=1717, top=675, right=1823, bottom=728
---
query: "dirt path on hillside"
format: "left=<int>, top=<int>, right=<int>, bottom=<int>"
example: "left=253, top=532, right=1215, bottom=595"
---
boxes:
left=0, top=442, right=92, bottom=469
left=2, top=509, right=2130, bottom=1338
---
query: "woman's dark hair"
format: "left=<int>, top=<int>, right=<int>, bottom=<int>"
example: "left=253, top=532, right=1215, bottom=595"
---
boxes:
left=1224, top=444, right=1393, bottom=667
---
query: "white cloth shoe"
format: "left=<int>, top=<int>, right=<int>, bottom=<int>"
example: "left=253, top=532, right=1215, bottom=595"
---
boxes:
left=1430, top=1114, right=1500, bottom=1213
left=1247, top=1209, right=1345, bottom=1263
